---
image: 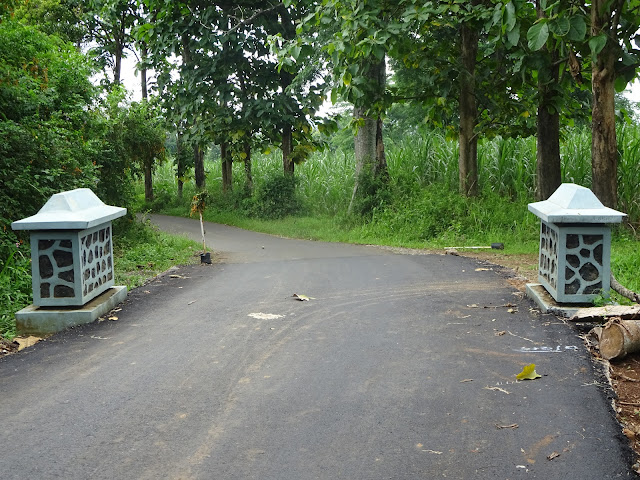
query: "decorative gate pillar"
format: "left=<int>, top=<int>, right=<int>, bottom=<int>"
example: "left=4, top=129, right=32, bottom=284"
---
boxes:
left=11, top=188, right=128, bottom=334
left=528, top=183, right=625, bottom=304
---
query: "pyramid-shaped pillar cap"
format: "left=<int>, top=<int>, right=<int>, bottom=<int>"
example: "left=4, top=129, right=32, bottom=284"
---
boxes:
left=528, top=183, right=625, bottom=224
left=11, top=188, right=127, bottom=230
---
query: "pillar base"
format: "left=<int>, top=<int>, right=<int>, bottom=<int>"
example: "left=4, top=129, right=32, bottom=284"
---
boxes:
left=526, top=283, right=591, bottom=318
left=15, top=286, right=127, bottom=336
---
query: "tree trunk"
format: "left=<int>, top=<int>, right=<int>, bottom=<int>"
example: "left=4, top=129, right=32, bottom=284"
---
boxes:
left=140, top=42, right=148, bottom=100
left=221, top=142, right=233, bottom=193
left=144, top=160, right=153, bottom=203
left=348, top=56, right=387, bottom=214
left=459, top=22, right=479, bottom=197
left=535, top=4, right=562, bottom=201
left=278, top=5, right=296, bottom=176
left=282, top=125, right=294, bottom=175
left=114, top=43, right=122, bottom=85
left=375, top=115, right=387, bottom=178
left=243, top=142, right=253, bottom=192
left=194, top=144, right=205, bottom=190
left=591, top=0, right=618, bottom=208
left=176, top=131, right=184, bottom=199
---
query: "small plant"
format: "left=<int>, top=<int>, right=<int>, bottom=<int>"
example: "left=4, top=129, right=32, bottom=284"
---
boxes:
left=190, top=191, right=209, bottom=252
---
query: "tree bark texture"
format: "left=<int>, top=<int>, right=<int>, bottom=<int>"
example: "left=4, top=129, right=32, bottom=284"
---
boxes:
left=221, top=142, right=233, bottom=193
left=243, top=142, right=253, bottom=191
left=599, top=319, right=640, bottom=361
left=194, top=145, right=205, bottom=190
left=141, top=42, right=148, bottom=100
left=348, top=56, right=387, bottom=214
left=458, top=23, right=479, bottom=197
left=591, top=0, right=619, bottom=208
left=176, top=131, right=185, bottom=199
left=535, top=4, right=562, bottom=201
left=282, top=124, right=294, bottom=175
left=144, top=160, right=153, bottom=203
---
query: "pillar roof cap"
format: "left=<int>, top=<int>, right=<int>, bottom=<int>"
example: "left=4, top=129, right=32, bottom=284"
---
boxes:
left=528, top=183, right=625, bottom=224
left=11, top=188, right=126, bottom=230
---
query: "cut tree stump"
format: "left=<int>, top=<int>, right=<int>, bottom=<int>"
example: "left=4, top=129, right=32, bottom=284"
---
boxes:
left=570, top=305, right=640, bottom=322
left=599, top=319, right=640, bottom=361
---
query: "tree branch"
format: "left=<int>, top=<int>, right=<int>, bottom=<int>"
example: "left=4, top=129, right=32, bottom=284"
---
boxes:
left=611, top=273, right=640, bottom=304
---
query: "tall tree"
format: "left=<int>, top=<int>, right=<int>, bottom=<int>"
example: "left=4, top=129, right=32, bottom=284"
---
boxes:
left=589, top=0, right=640, bottom=208
left=86, top=0, right=138, bottom=86
left=459, top=12, right=480, bottom=197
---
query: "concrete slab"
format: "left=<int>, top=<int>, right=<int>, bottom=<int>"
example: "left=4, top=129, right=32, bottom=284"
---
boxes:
left=15, top=286, right=127, bottom=335
left=526, top=282, right=591, bottom=317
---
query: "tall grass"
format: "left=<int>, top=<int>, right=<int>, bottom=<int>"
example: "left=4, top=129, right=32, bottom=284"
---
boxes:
left=149, top=125, right=640, bottom=234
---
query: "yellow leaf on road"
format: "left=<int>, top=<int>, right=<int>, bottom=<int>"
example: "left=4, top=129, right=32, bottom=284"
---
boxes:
left=516, top=363, right=542, bottom=380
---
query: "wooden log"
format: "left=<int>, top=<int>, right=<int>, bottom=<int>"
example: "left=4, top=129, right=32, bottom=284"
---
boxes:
left=570, top=304, right=640, bottom=322
left=599, top=319, right=640, bottom=361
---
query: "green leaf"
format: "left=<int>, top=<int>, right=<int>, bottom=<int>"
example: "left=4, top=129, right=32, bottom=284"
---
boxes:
left=589, top=34, right=607, bottom=56
left=615, top=76, right=628, bottom=93
left=506, top=26, right=520, bottom=47
left=527, top=21, right=549, bottom=51
left=504, top=2, right=516, bottom=32
left=567, top=15, right=587, bottom=42
left=549, top=17, right=570, bottom=36
left=516, top=364, right=542, bottom=380
left=291, top=45, right=301, bottom=60
left=343, top=71, right=352, bottom=86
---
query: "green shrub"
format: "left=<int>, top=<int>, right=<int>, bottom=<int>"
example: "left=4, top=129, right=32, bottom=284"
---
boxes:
left=253, top=173, right=302, bottom=219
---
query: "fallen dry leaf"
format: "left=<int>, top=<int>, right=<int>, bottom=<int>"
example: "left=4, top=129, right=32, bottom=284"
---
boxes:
left=475, top=268, right=491, bottom=271
left=15, top=336, right=42, bottom=351
left=108, top=316, right=118, bottom=321
left=547, top=451, right=560, bottom=461
left=460, top=378, right=473, bottom=383
left=495, top=330, right=507, bottom=336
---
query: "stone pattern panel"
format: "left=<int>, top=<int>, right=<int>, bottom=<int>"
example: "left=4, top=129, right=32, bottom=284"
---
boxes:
left=538, top=222, right=558, bottom=291
left=564, top=233, right=603, bottom=295
left=37, top=239, right=75, bottom=299
left=80, top=225, right=113, bottom=297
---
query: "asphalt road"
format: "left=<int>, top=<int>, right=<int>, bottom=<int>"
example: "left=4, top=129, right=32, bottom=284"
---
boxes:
left=0, top=215, right=632, bottom=479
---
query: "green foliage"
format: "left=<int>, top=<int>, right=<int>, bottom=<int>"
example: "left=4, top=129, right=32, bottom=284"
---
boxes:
left=112, top=218, right=200, bottom=289
left=13, top=0, right=86, bottom=45
left=0, top=236, right=31, bottom=339
left=253, top=173, right=302, bottom=219
left=0, top=18, right=100, bottom=228
left=349, top=169, right=391, bottom=218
